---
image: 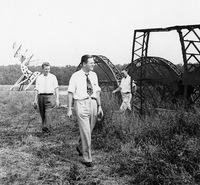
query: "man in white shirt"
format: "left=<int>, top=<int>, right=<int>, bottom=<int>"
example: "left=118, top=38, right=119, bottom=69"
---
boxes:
left=67, top=55, right=103, bottom=167
left=112, top=69, right=136, bottom=113
left=33, top=62, right=59, bottom=134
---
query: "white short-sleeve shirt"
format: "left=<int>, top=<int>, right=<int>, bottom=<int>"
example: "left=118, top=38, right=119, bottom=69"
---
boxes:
left=35, top=73, right=59, bottom=94
left=68, top=69, right=101, bottom=100
left=120, top=75, right=132, bottom=93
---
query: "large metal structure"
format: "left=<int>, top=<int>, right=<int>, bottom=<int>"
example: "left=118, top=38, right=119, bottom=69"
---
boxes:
left=129, top=24, right=200, bottom=114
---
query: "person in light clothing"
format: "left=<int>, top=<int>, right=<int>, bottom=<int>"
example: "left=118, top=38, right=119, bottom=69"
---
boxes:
left=67, top=55, right=103, bottom=167
left=33, top=62, right=59, bottom=134
left=112, top=69, right=136, bottom=112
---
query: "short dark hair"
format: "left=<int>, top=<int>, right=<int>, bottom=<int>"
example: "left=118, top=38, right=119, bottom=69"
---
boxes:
left=42, top=62, right=50, bottom=69
left=121, top=69, right=128, bottom=76
left=81, top=55, right=93, bottom=65
left=121, top=68, right=127, bottom=72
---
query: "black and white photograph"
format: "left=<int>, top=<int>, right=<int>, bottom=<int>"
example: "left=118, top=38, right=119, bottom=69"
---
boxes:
left=0, top=0, right=200, bottom=184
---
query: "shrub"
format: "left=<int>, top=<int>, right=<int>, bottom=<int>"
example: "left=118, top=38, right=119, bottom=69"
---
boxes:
left=94, top=95, right=200, bottom=185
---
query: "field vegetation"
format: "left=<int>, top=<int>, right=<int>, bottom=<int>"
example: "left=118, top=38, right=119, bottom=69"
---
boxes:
left=0, top=64, right=127, bottom=86
left=0, top=89, right=200, bottom=184
left=0, top=85, right=68, bottom=92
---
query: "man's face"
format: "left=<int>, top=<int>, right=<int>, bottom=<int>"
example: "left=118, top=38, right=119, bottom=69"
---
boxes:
left=121, top=70, right=127, bottom=78
left=43, top=65, right=50, bottom=76
left=84, top=58, right=95, bottom=72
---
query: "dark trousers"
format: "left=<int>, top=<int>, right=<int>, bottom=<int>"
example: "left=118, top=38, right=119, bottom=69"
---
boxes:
left=38, top=94, right=56, bottom=127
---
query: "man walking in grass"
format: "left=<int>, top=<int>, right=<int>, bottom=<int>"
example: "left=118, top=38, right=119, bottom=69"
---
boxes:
left=67, top=55, right=103, bottom=167
left=33, top=62, right=59, bottom=134
left=112, top=69, right=136, bottom=115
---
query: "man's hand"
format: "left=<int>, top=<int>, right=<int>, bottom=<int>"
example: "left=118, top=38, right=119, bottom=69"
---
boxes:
left=56, top=99, right=60, bottom=108
left=32, top=101, right=37, bottom=109
left=67, top=108, right=73, bottom=119
left=97, top=106, right=104, bottom=117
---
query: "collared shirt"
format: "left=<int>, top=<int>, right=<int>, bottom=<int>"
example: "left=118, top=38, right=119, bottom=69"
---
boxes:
left=35, top=73, right=58, bottom=94
left=68, top=69, right=101, bottom=100
left=120, top=75, right=133, bottom=93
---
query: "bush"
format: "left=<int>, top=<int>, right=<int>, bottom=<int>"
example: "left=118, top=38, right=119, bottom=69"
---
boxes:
left=92, top=92, right=134, bottom=151
left=93, top=94, right=200, bottom=185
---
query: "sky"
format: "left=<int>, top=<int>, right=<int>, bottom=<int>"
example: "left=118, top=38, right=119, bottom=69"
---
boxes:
left=0, top=0, right=200, bottom=67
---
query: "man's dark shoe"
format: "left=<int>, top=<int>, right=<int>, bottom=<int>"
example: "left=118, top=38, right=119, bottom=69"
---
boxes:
left=42, top=127, right=51, bottom=134
left=76, top=147, right=83, bottom=156
left=82, top=161, right=93, bottom=167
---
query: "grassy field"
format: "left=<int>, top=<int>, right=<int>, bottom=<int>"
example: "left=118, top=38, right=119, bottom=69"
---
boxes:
left=0, top=85, right=68, bottom=92
left=0, top=90, right=127, bottom=185
left=0, top=89, right=200, bottom=184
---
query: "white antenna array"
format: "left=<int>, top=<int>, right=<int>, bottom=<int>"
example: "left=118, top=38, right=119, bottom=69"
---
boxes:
left=10, top=43, right=41, bottom=91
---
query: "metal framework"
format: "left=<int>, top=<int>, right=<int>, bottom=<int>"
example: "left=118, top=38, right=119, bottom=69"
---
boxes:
left=127, top=57, right=182, bottom=113
left=93, top=55, right=122, bottom=91
left=10, top=43, right=40, bottom=91
left=130, top=24, right=200, bottom=113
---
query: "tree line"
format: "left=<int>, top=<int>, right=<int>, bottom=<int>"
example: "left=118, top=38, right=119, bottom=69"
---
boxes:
left=0, top=64, right=126, bottom=85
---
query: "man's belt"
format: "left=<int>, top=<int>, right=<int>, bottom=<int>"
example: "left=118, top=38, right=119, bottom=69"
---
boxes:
left=75, top=97, right=97, bottom=101
left=87, top=97, right=96, bottom=100
left=39, top=93, right=53, bottom=95
left=123, top=92, right=131, bottom=94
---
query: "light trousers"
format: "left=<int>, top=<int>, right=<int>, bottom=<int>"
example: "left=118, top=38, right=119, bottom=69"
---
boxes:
left=120, top=92, right=132, bottom=111
left=74, top=98, right=97, bottom=162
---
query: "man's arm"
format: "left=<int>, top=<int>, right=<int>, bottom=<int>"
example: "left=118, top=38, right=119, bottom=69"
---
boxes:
left=112, top=86, right=121, bottom=94
left=33, top=90, right=38, bottom=108
left=67, top=92, right=73, bottom=118
left=55, top=87, right=59, bottom=107
left=96, top=91, right=103, bottom=116
left=34, top=77, right=39, bottom=104
left=34, top=90, right=38, bottom=102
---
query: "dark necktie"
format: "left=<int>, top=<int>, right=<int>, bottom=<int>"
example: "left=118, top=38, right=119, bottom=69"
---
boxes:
left=86, top=74, right=93, bottom=96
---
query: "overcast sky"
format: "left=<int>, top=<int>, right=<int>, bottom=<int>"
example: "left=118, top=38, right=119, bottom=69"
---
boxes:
left=0, top=0, right=199, bottom=67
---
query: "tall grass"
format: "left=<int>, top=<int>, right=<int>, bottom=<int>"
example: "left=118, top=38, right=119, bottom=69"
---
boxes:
left=1, top=89, right=200, bottom=184
left=0, top=91, right=75, bottom=184
left=0, top=90, right=123, bottom=184
left=93, top=93, right=200, bottom=184
left=0, top=85, right=68, bottom=91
